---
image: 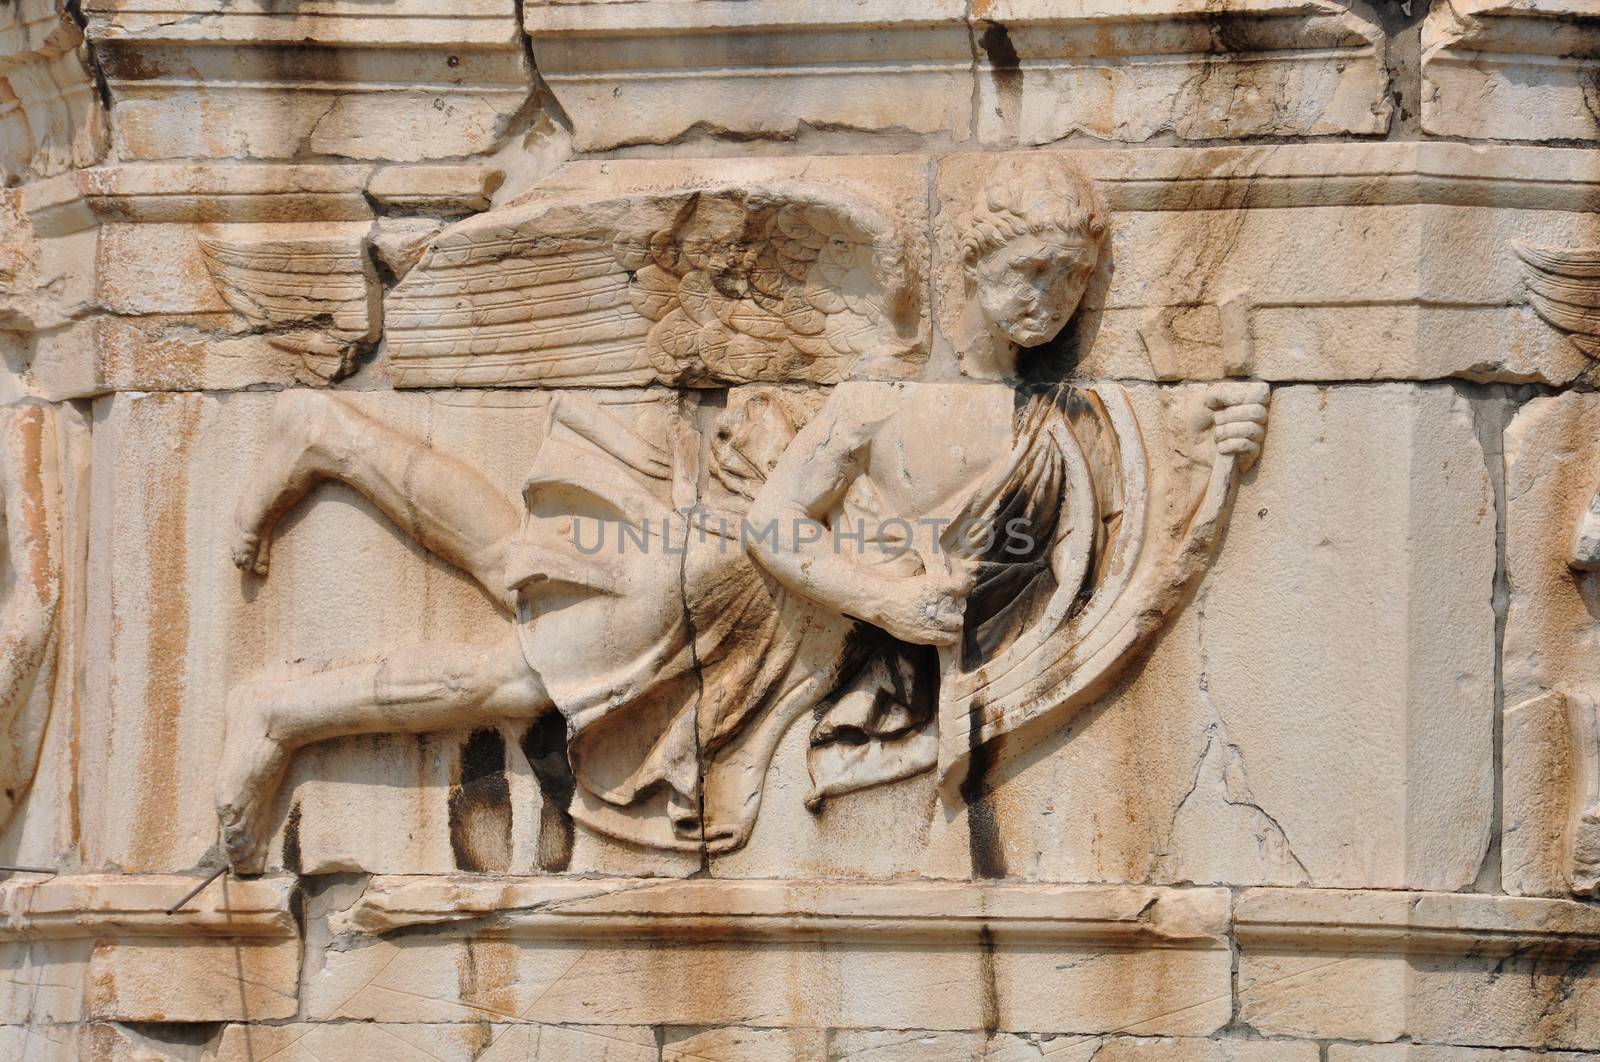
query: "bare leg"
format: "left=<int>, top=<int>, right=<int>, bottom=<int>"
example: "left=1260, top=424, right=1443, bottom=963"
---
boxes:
left=216, top=633, right=551, bottom=872
left=234, top=390, right=520, bottom=608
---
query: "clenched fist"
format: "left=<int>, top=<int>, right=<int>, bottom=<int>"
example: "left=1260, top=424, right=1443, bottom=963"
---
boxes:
left=1204, top=381, right=1270, bottom=473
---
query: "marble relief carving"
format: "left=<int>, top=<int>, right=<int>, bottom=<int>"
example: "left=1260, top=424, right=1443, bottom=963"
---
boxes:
left=1515, top=241, right=1600, bottom=895
left=13, top=1, right=1600, bottom=1052
left=214, top=156, right=1268, bottom=868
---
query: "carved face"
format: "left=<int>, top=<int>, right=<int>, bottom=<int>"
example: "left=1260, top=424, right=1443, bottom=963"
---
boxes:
left=974, top=234, right=1096, bottom=348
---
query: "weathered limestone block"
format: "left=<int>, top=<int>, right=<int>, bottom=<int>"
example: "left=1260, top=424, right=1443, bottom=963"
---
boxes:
left=1329, top=1048, right=1600, bottom=1061
left=528, top=0, right=1388, bottom=151
left=84, top=0, right=533, bottom=162
left=1423, top=0, right=1600, bottom=142
left=971, top=0, right=1390, bottom=145
left=525, top=0, right=975, bottom=151
left=1238, top=889, right=1600, bottom=1050
left=0, top=1, right=105, bottom=184
left=214, top=1022, right=661, bottom=1062
left=826, top=1031, right=1321, bottom=1061
left=0, top=1023, right=226, bottom=1062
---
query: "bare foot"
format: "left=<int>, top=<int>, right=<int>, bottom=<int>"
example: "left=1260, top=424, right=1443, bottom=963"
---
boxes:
left=232, top=391, right=347, bottom=576
left=214, top=688, right=289, bottom=875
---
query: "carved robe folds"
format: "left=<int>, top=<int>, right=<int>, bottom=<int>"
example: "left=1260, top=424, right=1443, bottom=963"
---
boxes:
left=504, top=378, right=1243, bottom=851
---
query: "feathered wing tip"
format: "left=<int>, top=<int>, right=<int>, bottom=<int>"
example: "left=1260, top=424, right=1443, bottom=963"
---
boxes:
left=1515, top=241, right=1600, bottom=351
left=196, top=234, right=379, bottom=383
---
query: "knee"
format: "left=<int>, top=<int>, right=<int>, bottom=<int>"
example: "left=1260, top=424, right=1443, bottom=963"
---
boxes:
left=483, top=643, right=549, bottom=718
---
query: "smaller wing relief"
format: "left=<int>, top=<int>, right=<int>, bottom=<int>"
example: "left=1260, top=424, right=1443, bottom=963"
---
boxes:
left=197, top=225, right=382, bottom=385
left=1515, top=240, right=1600, bottom=359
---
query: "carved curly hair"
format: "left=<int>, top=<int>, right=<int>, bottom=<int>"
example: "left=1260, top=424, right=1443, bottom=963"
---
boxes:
left=960, top=155, right=1108, bottom=278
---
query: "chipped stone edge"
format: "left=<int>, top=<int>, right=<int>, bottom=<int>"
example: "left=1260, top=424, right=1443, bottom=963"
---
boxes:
left=19, top=162, right=501, bottom=236
left=19, top=142, right=1600, bottom=238
left=1235, top=887, right=1600, bottom=959
left=334, top=876, right=1235, bottom=948
left=1422, top=0, right=1600, bottom=142
left=0, top=873, right=297, bottom=940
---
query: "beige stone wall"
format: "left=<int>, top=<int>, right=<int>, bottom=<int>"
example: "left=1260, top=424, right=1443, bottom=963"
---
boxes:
left=3, top=1, right=1600, bottom=1059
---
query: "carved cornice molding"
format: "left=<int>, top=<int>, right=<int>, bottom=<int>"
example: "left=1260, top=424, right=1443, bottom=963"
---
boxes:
left=337, top=877, right=1233, bottom=947
left=10, top=874, right=1595, bottom=963
left=18, top=162, right=501, bottom=235
left=1423, top=0, right=1600, bottom=142
left=6, top=143, right=1600, bottom=399
left=1235, top=887, right=1600, bottom=959
left=525, top=0, right=1388, bottom=151
left=14, top=144, right=1600, bottom=236
left=81, top=0, right=532, bottom=162
left=0, top=873, right=296, bottom=939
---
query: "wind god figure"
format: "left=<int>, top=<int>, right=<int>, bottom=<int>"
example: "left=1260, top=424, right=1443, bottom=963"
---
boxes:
left=213, top=157, right=1269, bottom=871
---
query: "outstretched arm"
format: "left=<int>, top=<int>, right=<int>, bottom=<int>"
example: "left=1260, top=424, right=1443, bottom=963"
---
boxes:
left=747, top=384, right=972, bottom=647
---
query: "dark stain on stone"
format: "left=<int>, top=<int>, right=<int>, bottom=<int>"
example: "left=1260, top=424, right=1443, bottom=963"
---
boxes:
left=980, top=22, right=1023, bottom=119
left=1370, top=0, right=1429, bottom=36
left=281, top=801, right=302, bottom=875
left=449, top=727, right=513, bottom=873
left=977, top=924, right=1002, bottom=1033
left=961, top=700, right=1009, bottom=880
left=521, top=712, right=576, bottom=872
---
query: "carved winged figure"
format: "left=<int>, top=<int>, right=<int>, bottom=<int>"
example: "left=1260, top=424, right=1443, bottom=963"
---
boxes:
left=216, top=158, right=1269, bottom=870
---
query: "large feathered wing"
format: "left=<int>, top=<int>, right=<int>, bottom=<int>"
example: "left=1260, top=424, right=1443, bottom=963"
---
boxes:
left=1515, top=241, right=1600, bottom=357
left=385, top=184, right=916, bottom=388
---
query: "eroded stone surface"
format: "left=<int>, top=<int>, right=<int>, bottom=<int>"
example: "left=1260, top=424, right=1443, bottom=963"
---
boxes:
left=1423, top=1, right=1600, bottom=143
left=1238, top=889, right=1600, bottom=1049
left=1505, top=393, right=1600, bottom=896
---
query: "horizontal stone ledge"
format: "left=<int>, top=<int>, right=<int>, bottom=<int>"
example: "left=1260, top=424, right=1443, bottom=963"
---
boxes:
left=87, top=0, right=526, bottom=49
left=0, top=872, right=297, bottom=939
left=336, top=877, right=1234, bottom=946
left=17, top=162, right=500, bottom=234
left=16, top=143, right=1600, bottom=234
left=1236, top=887, right=1600, bottom=958
left=9, top=874, right=1589, bottom=957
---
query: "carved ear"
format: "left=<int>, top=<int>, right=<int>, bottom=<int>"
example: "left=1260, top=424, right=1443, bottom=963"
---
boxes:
left=1515, top=241, right=1600, bottom=357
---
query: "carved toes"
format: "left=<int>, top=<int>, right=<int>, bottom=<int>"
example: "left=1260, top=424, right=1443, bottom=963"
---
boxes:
left=231, top=530, right=268, bottom=576
left=217, top=804, right=268, bottom=875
